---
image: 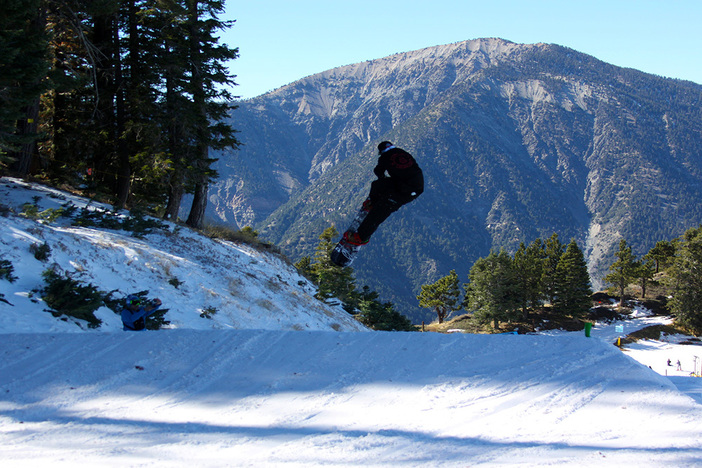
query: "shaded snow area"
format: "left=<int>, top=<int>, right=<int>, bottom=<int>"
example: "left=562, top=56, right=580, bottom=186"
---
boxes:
left=1, top=178, right=702, bottom=466
left=1, top=331, right=701, bottom=467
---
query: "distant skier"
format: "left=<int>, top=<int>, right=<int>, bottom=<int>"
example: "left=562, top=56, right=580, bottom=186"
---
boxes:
left=121, top=295, right=162, bottom=331
left=343, top=141, right=424, bottom=245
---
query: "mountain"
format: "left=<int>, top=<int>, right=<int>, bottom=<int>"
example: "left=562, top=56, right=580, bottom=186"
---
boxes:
left=204, top=38, right=702, bottom=322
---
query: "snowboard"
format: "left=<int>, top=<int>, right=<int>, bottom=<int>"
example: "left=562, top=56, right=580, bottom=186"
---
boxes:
left=331, top=197, right=372, bottom=267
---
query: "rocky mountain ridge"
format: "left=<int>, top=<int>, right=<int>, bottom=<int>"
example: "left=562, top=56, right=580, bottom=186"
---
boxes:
left=203, top=38, right=702, bottom=322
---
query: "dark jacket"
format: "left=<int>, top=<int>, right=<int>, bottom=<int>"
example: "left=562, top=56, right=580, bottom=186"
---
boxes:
left=373, top=147, right=424, bottom=200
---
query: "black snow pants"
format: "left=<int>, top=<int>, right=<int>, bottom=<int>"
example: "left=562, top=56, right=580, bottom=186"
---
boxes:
left=356, top=177, right=421, bottom=242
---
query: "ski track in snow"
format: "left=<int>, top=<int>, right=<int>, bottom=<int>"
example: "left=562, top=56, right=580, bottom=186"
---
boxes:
left=1, top=331, right=701, bottom=467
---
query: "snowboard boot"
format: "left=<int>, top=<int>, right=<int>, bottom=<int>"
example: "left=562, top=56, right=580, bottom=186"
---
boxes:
left=343, top=231, right=369, bottom=246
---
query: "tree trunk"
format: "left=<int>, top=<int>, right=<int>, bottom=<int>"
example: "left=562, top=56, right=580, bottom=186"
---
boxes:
left=15, top=99, right=40, bottom=176
left=163, top=42, right=184, bottom=221
left=184, top=0, right=208, bottom=230
left=619, top=281, right=625, bottom=309
left=164, top=178, right=184, bottom=221
left=114, top=5, right=130, bottom=209
left=13, top=5, right=46, bottom=177
left=91, top=8, right=118, bottom=194
left=186, top=179, right=208, bottom=229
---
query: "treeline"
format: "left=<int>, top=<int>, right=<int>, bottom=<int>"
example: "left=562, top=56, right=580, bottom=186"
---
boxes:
left=420, top=225, right=702, bottom=335
left=605, top=225, right=702, bottom=335
left=418, top=234, right=591, bottom=329
left=295, top=227, right=415, bottom=332
left=295, top=225, right=702, bottom=335
left=1, top=0, right=239, bottom=228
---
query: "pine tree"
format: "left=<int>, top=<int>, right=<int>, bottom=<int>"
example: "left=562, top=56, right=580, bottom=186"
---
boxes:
left=637, top=257, right=656, bottom=298
left=114, top=0, right=171, bottom=209
left=88, top=0, right=121, bottom=196
left=553, top=239, right=592, bottom=318
left=160, top=0, right=192, bottom=220
left=604, top=239, right=639, bottom=308
left=294, top=256, right=313, bottom=280
left=41, top=1, right=95, bottom=186
left=182, top=0, right=240, bottom=228
left=513, top=238, right=545, bottom=320
left=358, top=287, right=414, bottom=331
left=647, top=240, right=676, bottom=273
left=541, top=233, right=564, bottom=305
left=665, top=226, right=702, bottom=334
left=466, top=251, right=520, bottom=329
left=417, top=269, right=461, bottom=324
left=310, top=226, right=356, bottom=307
left=40, top=269, right=105, bottom=328
left=0, top=0, right=49, bottom=171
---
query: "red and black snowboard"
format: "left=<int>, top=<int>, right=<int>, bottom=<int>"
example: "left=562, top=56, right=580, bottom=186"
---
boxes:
left=331, top=197, right=372, bottom=267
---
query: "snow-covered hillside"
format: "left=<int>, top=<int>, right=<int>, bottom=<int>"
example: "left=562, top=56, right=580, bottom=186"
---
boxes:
left=1, top=177, right=702, bottom=466
left=0, top=177, right=366, bottom=333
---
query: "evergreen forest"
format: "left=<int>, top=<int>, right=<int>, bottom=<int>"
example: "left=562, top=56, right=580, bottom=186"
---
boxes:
left=0, top=0, right=239, bottom=228
left=301, top=226, right=702, bottom=336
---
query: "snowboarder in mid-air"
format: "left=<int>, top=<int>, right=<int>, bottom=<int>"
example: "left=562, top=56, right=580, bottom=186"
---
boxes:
left=331, top=141, right=424, bottom=267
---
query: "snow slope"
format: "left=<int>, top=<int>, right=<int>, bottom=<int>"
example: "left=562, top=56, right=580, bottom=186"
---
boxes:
left=0, top=177, right=365, bottom=333
left=1, top=178, right=702, bottom=466
left=1, top=330, right=701, bottom=467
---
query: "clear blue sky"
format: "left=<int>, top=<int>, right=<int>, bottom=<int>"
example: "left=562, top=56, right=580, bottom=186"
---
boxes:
left=221, top=0, right=701, bottom=99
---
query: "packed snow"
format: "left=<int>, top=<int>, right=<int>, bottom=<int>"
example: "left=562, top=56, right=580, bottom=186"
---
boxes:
left=1, top=177, right=701, bottom=467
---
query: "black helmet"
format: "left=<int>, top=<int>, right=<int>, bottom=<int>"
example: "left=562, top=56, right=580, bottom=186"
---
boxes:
left=378, top=141, right=395, bottom=154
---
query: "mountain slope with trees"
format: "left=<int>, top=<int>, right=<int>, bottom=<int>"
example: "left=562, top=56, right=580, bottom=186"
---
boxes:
left=203, top=38, right=702, bottom=322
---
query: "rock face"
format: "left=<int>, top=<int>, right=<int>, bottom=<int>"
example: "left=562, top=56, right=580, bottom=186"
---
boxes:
left=204, top=38, right=702, bottom=322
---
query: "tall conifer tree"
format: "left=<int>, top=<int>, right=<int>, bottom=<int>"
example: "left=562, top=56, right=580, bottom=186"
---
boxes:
left=604, top=239, right=639, bottom=308
left=42, top=0, right=94, bottom=185
left=182, top=0, right=239, bottom=228
left=637, top=257, right=656, bottom=299
left=553, top=239, right=592, bottom=318
left=310, top=226, right=356, bottom=306
left=647, top=240, right=675, bottom=273
left=542, top=233, right=564, bottom=305
left=116, top=0, right=173, bottom=208
left=513, top=238, right=545, bottom=320
left=160, top=0, right=192, bottom=219
left=0, top=0, right=49, bottom=172
left=666, top=226, right=702, bottom=334
left=466, top=250, right=520, bottom=329
left=88, top=0, right=121, bottom=193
